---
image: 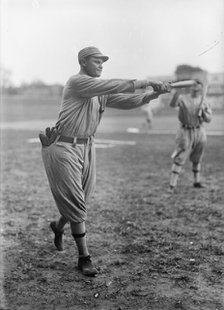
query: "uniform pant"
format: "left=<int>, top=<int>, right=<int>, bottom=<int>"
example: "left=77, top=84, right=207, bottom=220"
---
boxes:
left=171, top=126, right=207, bottom=174
left=41, top=140, right=96, bottom=224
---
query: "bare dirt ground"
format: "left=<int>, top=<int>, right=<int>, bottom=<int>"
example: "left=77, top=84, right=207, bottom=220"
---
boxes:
left=1, top=128, right=224, bottom=310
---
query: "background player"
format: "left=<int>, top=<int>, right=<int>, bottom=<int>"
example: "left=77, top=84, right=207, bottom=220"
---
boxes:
left=169, top=80, right=212, bottom=192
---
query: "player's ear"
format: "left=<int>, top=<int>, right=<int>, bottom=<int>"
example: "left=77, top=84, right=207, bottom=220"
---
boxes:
left=80, top=58, right=87, bottom=67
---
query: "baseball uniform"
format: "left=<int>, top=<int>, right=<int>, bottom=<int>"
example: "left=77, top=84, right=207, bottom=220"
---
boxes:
left=41, top=74, right=155, bottom=223
left=170, top=92, right=212, bottom=180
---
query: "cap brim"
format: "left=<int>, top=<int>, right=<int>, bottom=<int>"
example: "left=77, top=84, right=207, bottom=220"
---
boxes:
left=102, top=56, right=109, bottom=62
left=91, top=54, right=109, bottom=62
left=97, top=56, right=109, bottom=62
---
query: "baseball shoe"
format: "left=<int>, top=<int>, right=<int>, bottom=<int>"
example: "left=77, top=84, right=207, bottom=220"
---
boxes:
left=78, top=255, right=98, bottom=277
left=168, top=185, right=175, bottom=194
left=193, top=182, right=206, bottom=188
left=50, top=221, right=64, bottom=251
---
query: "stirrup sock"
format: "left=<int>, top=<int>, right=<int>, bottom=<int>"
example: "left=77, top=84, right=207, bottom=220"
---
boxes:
left=72, top=232, right=86, bottom=238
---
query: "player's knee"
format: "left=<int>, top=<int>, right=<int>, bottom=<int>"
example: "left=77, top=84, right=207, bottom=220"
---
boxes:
left=172, top=162, right=182, bottom=174
left=192, top=162, right=201, bottom=172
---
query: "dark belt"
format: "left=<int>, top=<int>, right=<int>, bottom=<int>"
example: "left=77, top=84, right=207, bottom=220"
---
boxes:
left=181, top=124, right=200, bottom=129
left=58, top=136, right=89, bottom=144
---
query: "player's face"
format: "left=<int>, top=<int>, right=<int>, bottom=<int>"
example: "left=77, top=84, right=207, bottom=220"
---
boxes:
left=191, top=84, right=202, bottom=97
left=83, top=56, right=104, bottom=77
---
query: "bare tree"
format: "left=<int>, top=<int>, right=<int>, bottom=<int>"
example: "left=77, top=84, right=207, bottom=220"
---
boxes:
left=0, top=66, right=13, bottom=88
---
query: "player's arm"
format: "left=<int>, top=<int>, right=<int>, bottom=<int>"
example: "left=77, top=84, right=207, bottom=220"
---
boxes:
left=200, top=102, right=212, bottom=123
left=106, top=87, right=168, bottom=110
left=69, top=75, right=169, bottom=98
left=169, top=91, right=181, bottom=108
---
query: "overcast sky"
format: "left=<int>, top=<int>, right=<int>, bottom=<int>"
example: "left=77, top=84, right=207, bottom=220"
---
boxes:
left=1, top=0, right=224, bottom=85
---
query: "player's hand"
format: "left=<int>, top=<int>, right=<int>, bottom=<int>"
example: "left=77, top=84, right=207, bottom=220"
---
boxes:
left=143, top=91, right=160, bottom=103
left=149, top=81, right=172, bottom=93
left=39, top=132, right=50, bottom=146
left=39, top=127, right=58, bottom=146
left=148, top=80, right=163, bottom=92
left=160, top=82, right=172, bottom=93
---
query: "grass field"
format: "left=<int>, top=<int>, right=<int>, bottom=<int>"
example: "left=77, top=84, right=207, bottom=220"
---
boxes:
left=1, top=96, right=224, bottom=310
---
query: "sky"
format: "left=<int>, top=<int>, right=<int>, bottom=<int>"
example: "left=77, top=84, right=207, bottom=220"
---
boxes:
left=1, top=0, right=224, bottom=86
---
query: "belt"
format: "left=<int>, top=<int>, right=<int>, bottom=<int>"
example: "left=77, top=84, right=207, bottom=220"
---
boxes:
left=181, top=124, right=200, bottom=129
left=58, top=136, right=89, bottom=144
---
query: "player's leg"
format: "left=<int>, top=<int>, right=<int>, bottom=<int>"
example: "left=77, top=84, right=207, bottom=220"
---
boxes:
left=71, top=221, right=88, bottom=257
left=169, top=162, right=183, bottom=190
left=53, top=160, right=97, bottom=276
left=169, top=129, right=190, bottom=191
left=50, top=215, right=68, bottom=251
left=192, top=162, right=204, bottom=187
left=43, top=143, right=92, bottom=265
left=70, top=221, right=97, bottom=276
left=41, top=144, right=69, bottom=251
left=191, top=151, right=206, bottom=188
left=70, top=141, right=97, bottom=276
left=190, top=129, right=207, bottom=188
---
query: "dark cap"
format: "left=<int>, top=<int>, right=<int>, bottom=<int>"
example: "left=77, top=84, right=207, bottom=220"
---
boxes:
left=78, top=46, right=109, bottom=63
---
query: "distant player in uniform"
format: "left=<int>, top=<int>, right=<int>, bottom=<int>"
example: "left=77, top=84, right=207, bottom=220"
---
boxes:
left=168, top=80, right=212, bottom=192
left=141, top=98, right=163, bottom=132
left=141, top=104, right=154, bottom=131
left=39, top=46, right=171, bottom=276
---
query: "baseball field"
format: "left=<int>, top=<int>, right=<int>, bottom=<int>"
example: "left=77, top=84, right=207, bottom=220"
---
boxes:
left=1, top=95, right=224, bottom=310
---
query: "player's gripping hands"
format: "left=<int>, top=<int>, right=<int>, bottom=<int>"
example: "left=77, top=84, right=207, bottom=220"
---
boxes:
left=150, top=81, right=172, bottom=93
left=134, top=80, right=171, bottom=93
left=142, top=81, right=172, bottom=104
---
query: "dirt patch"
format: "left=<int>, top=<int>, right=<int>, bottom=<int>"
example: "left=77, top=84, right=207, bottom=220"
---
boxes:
left=1, top=130, right=224, bottom=310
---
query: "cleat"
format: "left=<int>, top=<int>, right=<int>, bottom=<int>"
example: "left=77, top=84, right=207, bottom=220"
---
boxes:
left=50, top=221, right=64, bottom=251
left=168, top=185, right=175, bottom=193
left=193, top=182, right=206, bottom=188
left=78, top=255, right=98, bottom=277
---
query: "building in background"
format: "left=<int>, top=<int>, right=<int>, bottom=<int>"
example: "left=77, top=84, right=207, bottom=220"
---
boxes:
left=207, top=72, right=224, bottom=109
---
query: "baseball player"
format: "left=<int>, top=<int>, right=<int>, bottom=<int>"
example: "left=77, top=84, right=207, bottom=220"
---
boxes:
left=168, top=80, right=212, bottom=192
left=141, top=99, right=163, bottom=132
left=39, top=46, right=171, bottom=276
left=141, top=103, right=154, bottom=131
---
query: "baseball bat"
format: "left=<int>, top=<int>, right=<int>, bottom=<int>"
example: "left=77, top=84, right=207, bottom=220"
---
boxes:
left=170, top=80, right=198, bottom=89
left=198, top=81, right=208, bottom=118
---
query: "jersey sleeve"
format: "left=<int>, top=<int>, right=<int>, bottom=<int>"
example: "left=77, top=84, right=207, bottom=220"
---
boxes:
left=106, top=93, right=146, bottom=109
left=201, top=102, right=212, bottom=123
left=169, top=92, right=181, bottom=108
left=68, top=75, right=135, bottom=98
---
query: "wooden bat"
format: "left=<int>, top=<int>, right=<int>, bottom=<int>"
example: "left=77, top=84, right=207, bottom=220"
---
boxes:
left=170, top=80, right=198, bottom=89
left=198, top=81, right=208, bottom=119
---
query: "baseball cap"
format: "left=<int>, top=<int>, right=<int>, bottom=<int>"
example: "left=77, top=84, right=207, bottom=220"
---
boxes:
left=78, top=46, right=109, bottom=63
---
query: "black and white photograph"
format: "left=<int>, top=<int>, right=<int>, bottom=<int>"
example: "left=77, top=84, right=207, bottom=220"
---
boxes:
left=0, top=0, right=224, bottom=309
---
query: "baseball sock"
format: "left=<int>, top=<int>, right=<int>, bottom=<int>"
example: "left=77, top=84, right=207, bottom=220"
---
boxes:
left=71, top=222, right=89, bottom=258
left=193, top=172, right=200, bottom=183
left=72, top=233, right=89, bottom=258
left=170, top=163, right=181, bottom=188
left=192, top=163, right=201, bottom=183
left=170, top=172, right=179, bottom=188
